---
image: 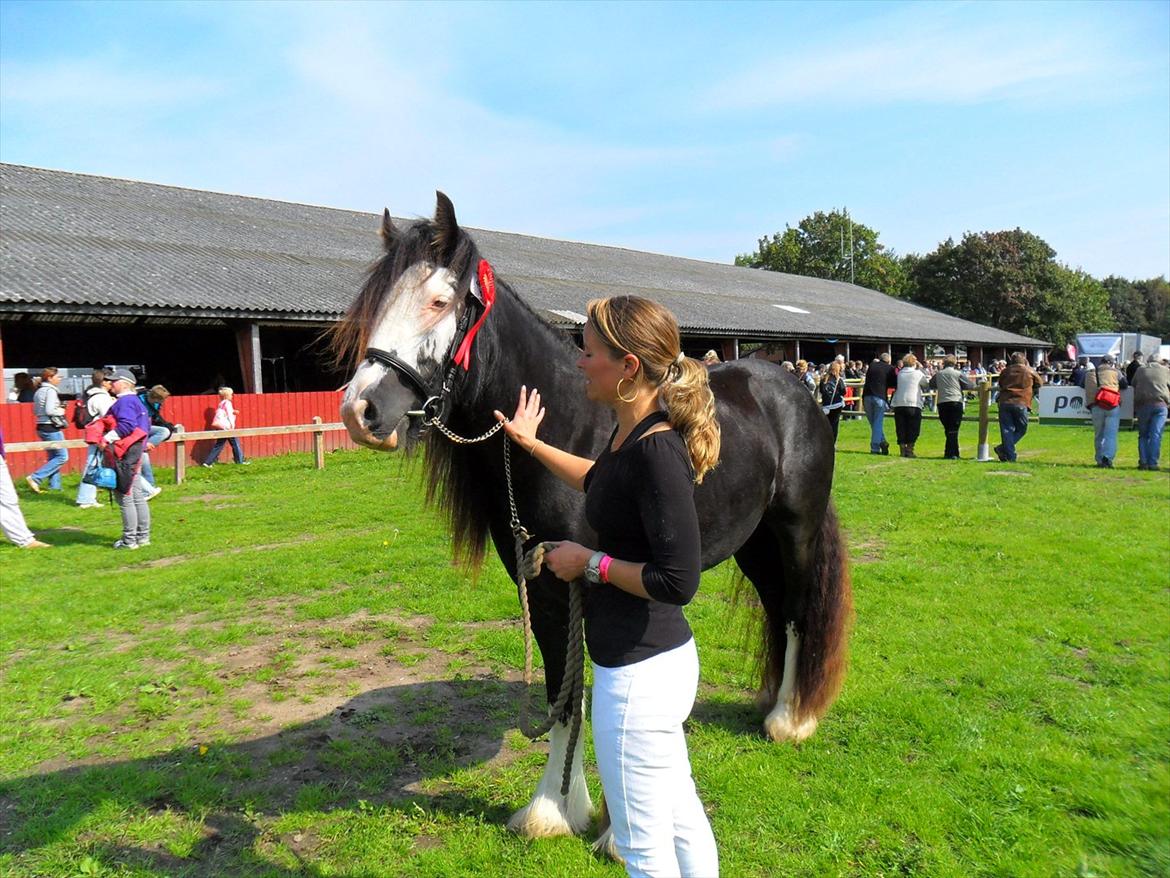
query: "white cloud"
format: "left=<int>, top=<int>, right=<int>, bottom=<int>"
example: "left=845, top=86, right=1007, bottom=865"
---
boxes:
left=700, top=6, right=1139, bottom=110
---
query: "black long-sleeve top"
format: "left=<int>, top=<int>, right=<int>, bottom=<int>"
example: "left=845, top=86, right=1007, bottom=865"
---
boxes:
left=583, top=411, right=701, bottom=668
left=863, top=361, right=897, bottom=398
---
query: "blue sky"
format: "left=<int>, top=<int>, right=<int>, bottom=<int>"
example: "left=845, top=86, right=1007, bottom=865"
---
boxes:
left=2, top=0, right=1167, bottom=280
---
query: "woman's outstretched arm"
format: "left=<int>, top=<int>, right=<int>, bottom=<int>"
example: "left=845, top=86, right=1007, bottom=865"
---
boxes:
left=494, top=386, right=594, bottom=493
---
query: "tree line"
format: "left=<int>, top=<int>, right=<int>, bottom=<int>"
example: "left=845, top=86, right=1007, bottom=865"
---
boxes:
left=734, top=210, right=1169, bottom=349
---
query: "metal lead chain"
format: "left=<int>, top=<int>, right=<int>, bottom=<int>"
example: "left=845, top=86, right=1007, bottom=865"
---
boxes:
left=424, top=415, right=508, bottom=445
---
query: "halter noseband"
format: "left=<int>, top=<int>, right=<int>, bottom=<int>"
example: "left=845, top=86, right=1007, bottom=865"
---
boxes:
left=363, top=346, right=445, bottom=422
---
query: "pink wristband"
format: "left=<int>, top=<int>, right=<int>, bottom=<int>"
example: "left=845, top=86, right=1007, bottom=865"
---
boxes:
left=598, top=554, right=613, bottom=584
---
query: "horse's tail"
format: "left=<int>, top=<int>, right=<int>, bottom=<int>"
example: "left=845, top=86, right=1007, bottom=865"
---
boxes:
left=795, top=501, right=853, bottom=722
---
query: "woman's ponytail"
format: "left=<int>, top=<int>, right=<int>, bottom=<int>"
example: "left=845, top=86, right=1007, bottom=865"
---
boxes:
left=662, top=357, right=720, bottom=483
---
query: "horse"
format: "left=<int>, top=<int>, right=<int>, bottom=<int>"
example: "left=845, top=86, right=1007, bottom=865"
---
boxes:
left=331, top=193, right=853, bottom=839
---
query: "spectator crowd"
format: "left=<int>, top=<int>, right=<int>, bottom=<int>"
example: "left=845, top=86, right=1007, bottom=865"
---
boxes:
left=3, top=368, right=251, bottom=551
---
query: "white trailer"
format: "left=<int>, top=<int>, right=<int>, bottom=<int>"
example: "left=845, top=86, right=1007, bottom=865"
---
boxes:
left=1075, top=333, right=1162, bottom=364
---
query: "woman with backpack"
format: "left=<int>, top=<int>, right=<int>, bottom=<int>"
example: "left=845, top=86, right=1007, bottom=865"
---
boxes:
left=75, top=369, right=115, bottom=509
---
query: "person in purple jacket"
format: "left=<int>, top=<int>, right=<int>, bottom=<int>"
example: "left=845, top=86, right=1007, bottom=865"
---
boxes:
left=103, top=370, right=152, bottom=549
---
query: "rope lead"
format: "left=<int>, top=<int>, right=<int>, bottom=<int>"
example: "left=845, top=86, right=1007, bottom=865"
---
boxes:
left=427, top=418, right=586, bottom=798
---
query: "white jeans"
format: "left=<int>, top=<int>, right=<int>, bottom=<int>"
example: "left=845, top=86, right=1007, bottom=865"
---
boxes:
left=592, top=639, right=719, bottom=878
left=0, top=456, right=36, bottom=547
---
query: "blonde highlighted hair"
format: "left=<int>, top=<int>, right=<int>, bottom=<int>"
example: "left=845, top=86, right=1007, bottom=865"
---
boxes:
left=586, top=296, right=721, bottom=482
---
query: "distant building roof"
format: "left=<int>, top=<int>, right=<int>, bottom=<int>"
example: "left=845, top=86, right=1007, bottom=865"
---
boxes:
left=1, top=163, right=1048, bottom=347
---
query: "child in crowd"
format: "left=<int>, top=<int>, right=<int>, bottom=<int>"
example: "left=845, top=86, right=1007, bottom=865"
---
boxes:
left=202, top=387, right=250, bottom=467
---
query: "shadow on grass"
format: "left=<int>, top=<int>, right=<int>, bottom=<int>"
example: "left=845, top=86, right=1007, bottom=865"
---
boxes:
left=690, top=695, right=763, bottom=737
left=30, top=526, right=115, bottom=547
left=0, top=678, right=527, bottom=877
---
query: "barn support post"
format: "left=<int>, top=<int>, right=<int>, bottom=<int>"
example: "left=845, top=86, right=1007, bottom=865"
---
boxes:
left=235, top=322, right=263, bottom=395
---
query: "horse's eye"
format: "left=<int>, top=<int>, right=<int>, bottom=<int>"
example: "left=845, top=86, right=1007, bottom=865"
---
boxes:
left=430, top=298, right=450, bottom=311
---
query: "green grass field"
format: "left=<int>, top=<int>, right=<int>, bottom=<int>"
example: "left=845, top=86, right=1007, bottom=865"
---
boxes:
left=2, top=416, right=1167, bottom=877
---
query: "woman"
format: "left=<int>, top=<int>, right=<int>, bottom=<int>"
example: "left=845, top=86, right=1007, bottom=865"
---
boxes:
left=75, top=369, right=115, bottom=509
left=495, top=295, right=720, bottom=878
left=890, top=353, right=930, bottom=458
left=103, top=370, right=152, bottom=549
left=795, top=359, right=816, bottom=394
left=27, top=367, right=69, bottom=493
left=929, top=356, right=975, bottom=459
left=819, top=360, right=847, bottom=443
left=1083, top=355, right=1128, bottom=468
left=137, top=384, right=177, bottom=496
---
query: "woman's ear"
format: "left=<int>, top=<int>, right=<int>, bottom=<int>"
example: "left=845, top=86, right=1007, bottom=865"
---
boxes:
left=623, top=353, right=641, bottom=378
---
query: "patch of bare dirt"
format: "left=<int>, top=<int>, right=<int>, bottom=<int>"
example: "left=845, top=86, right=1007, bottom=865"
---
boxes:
left=116, top=535, right=321, bottom=571
left=176, top=493, right=236, bottom=504
left=848, top=536, right=886, bottom=563
left=28, top=606, right=534, bottom=794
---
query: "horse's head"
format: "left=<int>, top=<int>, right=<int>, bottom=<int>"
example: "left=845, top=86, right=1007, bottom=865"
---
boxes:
left=332, top=192, right=482, bottom=451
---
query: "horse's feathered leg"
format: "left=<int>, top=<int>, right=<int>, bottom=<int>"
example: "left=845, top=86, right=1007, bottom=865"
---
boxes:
left=733, top=523, right=809, bottom=741
left=508, top=577, right=592, bottom=837
left=736, top=501, right=851, bottom=742
left=763, top=622, right=819, bottom=742
left=591, top=796, right=622, bottom=863
left=507, top=714, right=593, bottom=837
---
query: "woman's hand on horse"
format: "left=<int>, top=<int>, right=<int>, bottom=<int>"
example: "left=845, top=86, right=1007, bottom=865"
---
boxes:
left=544, top=541, right=592, bottom=582
left=493, top=385, right=546, bottom=452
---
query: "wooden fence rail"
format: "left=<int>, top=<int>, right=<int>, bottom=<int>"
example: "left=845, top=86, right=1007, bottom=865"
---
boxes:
left=5, top=420, right=348, bottom=485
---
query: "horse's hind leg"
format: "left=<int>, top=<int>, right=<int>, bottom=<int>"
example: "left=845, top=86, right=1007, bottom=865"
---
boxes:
left=735, top=520, right=819, bottom=743
left=506, top=580, right=593, bottom=838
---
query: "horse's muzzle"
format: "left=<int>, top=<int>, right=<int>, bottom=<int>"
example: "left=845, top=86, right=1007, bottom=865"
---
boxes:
left=340, top=398, right=399, bottom=451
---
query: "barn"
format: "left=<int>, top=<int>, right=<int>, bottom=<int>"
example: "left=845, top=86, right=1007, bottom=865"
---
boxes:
left=1, top=162, right=1048, bottom=398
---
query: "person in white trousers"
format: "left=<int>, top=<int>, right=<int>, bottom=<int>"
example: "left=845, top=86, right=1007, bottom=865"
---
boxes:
left=1, top=431, right=50, bottom=549
left=497, top=295, right=720, bottom=877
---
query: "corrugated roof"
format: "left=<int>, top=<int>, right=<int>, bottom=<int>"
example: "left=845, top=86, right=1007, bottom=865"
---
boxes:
left=1, top=163, right=1048, bottom=347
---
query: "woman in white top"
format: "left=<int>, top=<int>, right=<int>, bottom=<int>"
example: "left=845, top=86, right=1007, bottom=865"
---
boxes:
left=890, top=354, right=931, bottom=458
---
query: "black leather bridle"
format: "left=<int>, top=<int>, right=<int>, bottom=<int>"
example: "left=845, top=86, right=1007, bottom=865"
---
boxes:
left=363, top=276, right=479, bottom=426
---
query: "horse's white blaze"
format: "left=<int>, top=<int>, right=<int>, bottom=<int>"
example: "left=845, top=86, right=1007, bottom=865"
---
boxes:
left=764, top=622, right=818, bottom=742
left=507, top=719, right=593, bottom=838
left=343, top=262, right=461, bottom=409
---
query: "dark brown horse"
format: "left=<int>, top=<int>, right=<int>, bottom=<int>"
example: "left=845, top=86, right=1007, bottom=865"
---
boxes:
left=331, top=193, right=852, bottom=838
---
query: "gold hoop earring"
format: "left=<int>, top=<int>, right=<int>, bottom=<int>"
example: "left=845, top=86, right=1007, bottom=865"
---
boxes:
left=616, top=377, right=638, bottom=403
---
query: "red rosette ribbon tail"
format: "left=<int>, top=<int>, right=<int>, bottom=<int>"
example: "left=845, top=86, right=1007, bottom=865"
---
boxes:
left=452, top=259, right=496, bottom=371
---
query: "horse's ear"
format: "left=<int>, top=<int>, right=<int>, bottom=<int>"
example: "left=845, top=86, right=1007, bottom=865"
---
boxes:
left=379, top=208, right=397, bottom=250
left=432, top=191, right=459, bottom=263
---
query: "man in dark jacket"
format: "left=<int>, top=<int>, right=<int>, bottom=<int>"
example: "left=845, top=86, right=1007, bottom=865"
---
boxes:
left=1071, top=358, right=1089, bottom=388
left=1125, top=352, right=1144, bottom=385
left=995, top=353, right=1044, bottom=462
left=862, top=353, right=897, bottom=454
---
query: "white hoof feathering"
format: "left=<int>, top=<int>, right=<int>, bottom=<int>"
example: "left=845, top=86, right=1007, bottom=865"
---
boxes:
left=763, top=622, right=819, bottom=743
left=592, top=824, right=622, bottom=863
left=507, top=719, right=593, bottom=837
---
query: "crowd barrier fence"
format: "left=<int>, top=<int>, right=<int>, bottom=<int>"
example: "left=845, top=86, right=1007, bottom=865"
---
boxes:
left=0, top=391, right=357, bottom=479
